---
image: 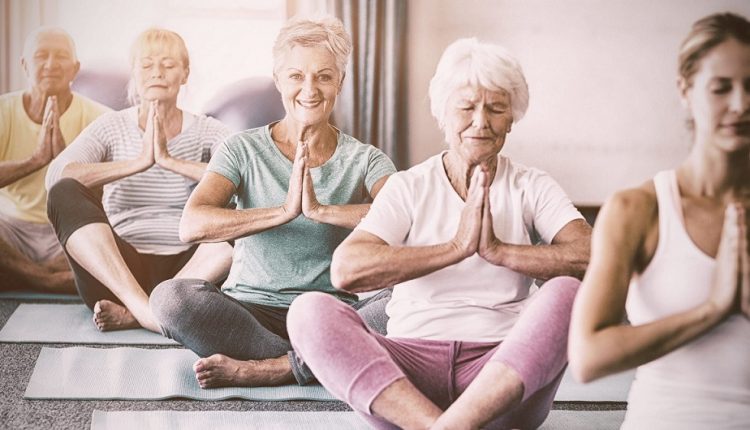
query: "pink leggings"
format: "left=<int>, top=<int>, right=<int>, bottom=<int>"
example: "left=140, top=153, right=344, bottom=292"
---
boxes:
left=288, top=276, right=580, bottom=429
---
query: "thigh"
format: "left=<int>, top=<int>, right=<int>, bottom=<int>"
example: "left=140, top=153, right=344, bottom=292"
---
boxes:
left=150, top=279, right=291, bottom=360
left=0, top=214, right=61, bottom=263
left=373, top=336, right=455, bottom=410
left=351, top=288, right=391, bottom=335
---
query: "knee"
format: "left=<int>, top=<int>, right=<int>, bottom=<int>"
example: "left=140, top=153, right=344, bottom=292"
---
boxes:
left=288, top=292, right=343, bottom=344
left=46, top=178, right=88, bottom=223
left=150, top=278, right=209, bottom=330
left=540, top=276, right=580, bottom=302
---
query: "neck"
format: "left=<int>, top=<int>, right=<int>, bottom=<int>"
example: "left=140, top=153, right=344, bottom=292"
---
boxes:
left=678, top=138, right=750, bottom=201
left=443, top=150, right=498, bottom=198
left=274, top=117, right=336, bottom=152
left=23, top=86, right=74, bottom=123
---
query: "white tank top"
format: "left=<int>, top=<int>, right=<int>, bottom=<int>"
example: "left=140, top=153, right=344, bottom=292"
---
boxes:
left=623, top=170, right=750, bottom=429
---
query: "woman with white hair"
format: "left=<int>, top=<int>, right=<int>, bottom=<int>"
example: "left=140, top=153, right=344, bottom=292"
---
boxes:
left=45, top=28, right=231, bottom=333
left=287, top=38, right=591, bottom=429
left=149, top=15, right=395, bottom=389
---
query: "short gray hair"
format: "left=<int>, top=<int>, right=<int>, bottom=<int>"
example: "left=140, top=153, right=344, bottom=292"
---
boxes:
left=23, top=26, right=78, bottom=62
left=272, top=15, right=352, bottom=80
left=429, top=38, right=529, bottom=129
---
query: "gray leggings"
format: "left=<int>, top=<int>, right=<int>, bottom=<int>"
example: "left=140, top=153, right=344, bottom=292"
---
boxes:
left=149, top=278, right=391, bottom=385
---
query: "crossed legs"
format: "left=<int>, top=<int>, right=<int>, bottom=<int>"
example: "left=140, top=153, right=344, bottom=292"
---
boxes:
left=288, top=276, right=580, bottom=430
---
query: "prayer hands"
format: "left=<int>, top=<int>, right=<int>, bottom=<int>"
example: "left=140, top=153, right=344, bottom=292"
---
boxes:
left=302, top=161, right=322, bottom=218
left=152, top=102, right=170, bottom=166
left=31, top=96, right=65, bottom=165
left=739, top=195, right=750, bottom=319
left=710, top=203, right=745, bottom=320
left=139, top=101, right=156, bottom=168
left=283, top=140, right=306, bottom=220
left=452, top=167, right=485, bottom=259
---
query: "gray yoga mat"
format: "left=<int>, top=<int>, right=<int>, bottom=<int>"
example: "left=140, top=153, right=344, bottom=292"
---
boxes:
left=90, top=411, right=369, bottom=430
left=0, top=290, right=81, bottom=301
left=25, top=347, right=336, bottom=401
left=89, top=409, right=626, bottom=430
left=555, top=368, right=635, bottom=402
left=0, top=304, right=177, bottom=345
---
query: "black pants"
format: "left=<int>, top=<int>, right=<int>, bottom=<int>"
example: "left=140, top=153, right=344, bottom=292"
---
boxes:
left=47, top=178, right=196, bottom=310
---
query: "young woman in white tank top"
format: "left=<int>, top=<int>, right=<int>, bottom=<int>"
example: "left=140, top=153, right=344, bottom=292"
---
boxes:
left=569, top=13, right=750, bottom=429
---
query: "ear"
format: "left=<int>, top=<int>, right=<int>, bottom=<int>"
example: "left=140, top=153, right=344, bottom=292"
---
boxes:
left=338, top=72, right=346, bottom=94
left=72, top=61, right=81, bottom=79
left=677, top=76, right=691, bottom=109
left=182, top=66, right=190, bottom=85
left=20, top=56, right=29, bottom=77
left=273, top=73, right=281, bottom=92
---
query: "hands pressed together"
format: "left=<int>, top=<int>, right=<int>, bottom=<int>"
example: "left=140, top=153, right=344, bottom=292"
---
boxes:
left=139, top=100, right=173, bottom=169
left=712, top=200, right=750, bottom=321
left=31, top=96, right=66, bottom=166
left=451, top=166, right=503, bottom=263
left=282, top=140, right=323, bottom=222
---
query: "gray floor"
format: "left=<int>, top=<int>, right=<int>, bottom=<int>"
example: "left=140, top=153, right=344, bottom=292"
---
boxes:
left=0, top=299, right=625, bottom=429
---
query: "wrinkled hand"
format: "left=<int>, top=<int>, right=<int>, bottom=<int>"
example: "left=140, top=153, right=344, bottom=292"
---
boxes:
left=478, top=177, right=502, bottom=262
left=302, top=164, right=322, bottom=219
left=152, top=102, right=170, bottom=165
left=139, top=101, right=156, bottom=168
left=30, top=97, right=56, bottom=166
left=283, top=141, right=306, bottom=220
left=710, top=203, right=744, bottom=319
left=49, top=96, right=66, bottom=157
left=451, top=167, right=485, bottom=259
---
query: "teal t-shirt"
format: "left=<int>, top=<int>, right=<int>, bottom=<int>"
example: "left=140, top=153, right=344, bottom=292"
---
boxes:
left=207, top=124, right=396, bottom=307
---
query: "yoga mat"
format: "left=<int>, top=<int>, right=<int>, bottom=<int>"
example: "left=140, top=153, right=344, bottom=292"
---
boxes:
left=25, top=347, right=336, bottom=401
left=0, top=304, right=177, bottom=345
left=0, top=290, right=81, bottom=301
left=540, top=410, right=627, bottom=430
left=555, top=368, right=635, bottom=402
left=90, top=411, right=368, bottom=430
left=89, top=409, right=626, bottom=430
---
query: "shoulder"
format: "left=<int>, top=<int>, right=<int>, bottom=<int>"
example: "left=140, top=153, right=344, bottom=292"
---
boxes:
left=601, top=182, right=657, bottom=225
left=71, top=92, right=112, bottom=118
left=216, top=126, right=272, bottom=158
left=594, top=181, right=658, bottom=254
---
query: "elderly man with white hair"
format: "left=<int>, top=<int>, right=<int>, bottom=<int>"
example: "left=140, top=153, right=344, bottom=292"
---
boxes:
left=0, top=27, right=108, bottom=293
left=287, top=38, right=592, bottom=429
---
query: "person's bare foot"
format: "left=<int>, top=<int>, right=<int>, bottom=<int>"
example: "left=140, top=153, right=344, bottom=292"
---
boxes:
left=93, top=299, right=140, bottom=331
left=193, top=354, right=294, bottom=388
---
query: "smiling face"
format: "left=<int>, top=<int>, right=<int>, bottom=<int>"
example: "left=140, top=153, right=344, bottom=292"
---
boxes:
left=274, top=44, right=342, bottom=127
left=443, top=86, right=514, bottom=165
left=22, top=31, right=80, bottom=95
left=132, top=46, right=188, bottom=103
left=682, top=37, right=750, bottom=152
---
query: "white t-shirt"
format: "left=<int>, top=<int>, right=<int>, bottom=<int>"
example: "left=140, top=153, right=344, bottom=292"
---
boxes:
left=356, top=152, right=582, bottom=342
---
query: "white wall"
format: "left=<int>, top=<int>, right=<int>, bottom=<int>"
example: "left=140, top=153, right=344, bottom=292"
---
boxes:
left=406, top=0, right=750, bottom=205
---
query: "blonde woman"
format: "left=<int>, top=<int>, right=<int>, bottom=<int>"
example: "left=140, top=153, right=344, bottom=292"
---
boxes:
left=45, top=28, right=231, bottom=333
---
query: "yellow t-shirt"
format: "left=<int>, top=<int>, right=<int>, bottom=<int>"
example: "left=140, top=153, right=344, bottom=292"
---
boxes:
left=0, top=91, right=109, bottom=223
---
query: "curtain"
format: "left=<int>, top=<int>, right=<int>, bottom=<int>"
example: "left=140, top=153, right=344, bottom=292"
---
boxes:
left=326, top=0, right=408, bottom=169
left=0, top=0, right=58, bottom=94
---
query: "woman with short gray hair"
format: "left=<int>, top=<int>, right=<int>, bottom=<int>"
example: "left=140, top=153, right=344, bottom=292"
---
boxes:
left=288, top=37, right=591, bottom=429
left=150, top=15, right=396, bottom=389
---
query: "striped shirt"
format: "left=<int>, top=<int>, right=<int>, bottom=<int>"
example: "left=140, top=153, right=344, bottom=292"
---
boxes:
left=46, top=107, right=229, bottom=254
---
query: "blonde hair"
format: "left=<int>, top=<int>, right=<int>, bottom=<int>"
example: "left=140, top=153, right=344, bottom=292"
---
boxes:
left=127, top=28, right=190, bottom=105
left=429, top=38, right=529, bottom=129
left=272, top=15, right=351, bottom=80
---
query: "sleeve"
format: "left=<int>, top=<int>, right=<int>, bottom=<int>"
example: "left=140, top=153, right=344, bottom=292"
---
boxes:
left=205, top=137, right=243, bottom=188
left=364, top=146, right=397, bottom=192
left=526, top=169, right=583, bottom=244
left=45, top=114, right=111, bottom=190
left=203, top=117, right=231, bottom=161
left=355, top=172, right=413, bottom=246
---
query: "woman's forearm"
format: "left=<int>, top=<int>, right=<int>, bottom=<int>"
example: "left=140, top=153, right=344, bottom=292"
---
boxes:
left=157, top=156, right=206, bottom=182
left=61, top=158, right=150, bottom=188
left=179, top=204, right=296, bottom=243
left=306, top=203, right=371, bottom=229
left=331, top=236, right=466, bottom=293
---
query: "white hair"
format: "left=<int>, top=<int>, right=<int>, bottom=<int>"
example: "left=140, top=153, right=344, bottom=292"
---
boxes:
left=272, top=15, right=352, bottom=80
left=22, top=26, right=78, bottom=62
left=429, top=38, right=529, bottom=129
